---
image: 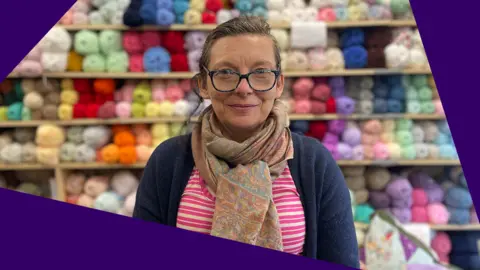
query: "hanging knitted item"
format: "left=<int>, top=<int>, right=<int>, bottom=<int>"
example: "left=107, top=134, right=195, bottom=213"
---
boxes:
left=364, top=210, right=462, bottom=270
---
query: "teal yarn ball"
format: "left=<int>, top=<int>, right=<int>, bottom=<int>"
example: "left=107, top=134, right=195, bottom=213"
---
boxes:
left=401, top=144, right=417, bottom=160
left=420, top=101, right=435, bottom=114
left=406, top=87, right=418, bottom=100
left=7, top=102, right=23, bottom=120
left=418, top=86, right=433, bottom=101
left=14, top=81, right=24, bottom=100
left=355, top=204, right=375, bottom=224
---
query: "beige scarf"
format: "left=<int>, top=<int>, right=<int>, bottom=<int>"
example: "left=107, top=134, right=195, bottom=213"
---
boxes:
left=191, top=99, right=294, bottom=251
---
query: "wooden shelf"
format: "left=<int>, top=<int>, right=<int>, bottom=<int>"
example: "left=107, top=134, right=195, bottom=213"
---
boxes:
left=355, top=222, right=480, bottom=231
left=0, top=160, right=461, bottom=171
left=0, top=114, right=446, bottom=128
left=56, top=20, right=417, bottom=31
left=6, top=69, right=431, bottom=79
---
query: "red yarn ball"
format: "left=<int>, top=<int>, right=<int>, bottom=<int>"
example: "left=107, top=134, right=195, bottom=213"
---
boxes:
left=202, top=11, right=217, bottom=24
left=171, top=53, right=189, bottom=72
left=326, top=96, right=336, bottom=113
left=85, top=104, right=100, bottom=118
left=73, top=103, right=87, bottom=118
left=73, top=79, right=91, bottom=93
left=162, top=32, right=185, bottom=54
left=78, top=93, right=93, bottom=104
left=309, top=121, right=328, bottom=140
left=206, top=0, right=223, bottom=13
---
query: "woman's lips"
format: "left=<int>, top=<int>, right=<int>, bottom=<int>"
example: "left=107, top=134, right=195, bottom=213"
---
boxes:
left=228, top=104, right=258, bottom=113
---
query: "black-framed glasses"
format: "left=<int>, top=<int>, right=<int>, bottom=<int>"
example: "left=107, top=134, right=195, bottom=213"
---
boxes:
left=204, top=66, right=280, bottom=92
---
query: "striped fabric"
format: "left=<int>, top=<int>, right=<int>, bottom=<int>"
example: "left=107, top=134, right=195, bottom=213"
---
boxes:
left=177, top=166, right=306, bottom=255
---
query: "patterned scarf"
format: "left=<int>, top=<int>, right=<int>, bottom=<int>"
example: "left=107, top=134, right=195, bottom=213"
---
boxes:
left=191, top=99, right=294, bottom=251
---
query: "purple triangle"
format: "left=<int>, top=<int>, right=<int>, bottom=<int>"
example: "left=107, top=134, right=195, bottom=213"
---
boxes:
left=400, top=234, right=417, bottom=260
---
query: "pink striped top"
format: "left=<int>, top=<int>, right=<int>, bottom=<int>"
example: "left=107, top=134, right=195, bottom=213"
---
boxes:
left=176, top=166, right=306, bottom=255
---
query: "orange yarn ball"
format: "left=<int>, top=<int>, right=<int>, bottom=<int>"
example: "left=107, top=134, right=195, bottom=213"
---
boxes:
left=67, top=51, right=83, bottom=71
left=119, top=146, right=137, bottom=164
left=101, top=144, right=120, bottom=164
left=114, top=130, right=136, bottom=147
left=93, top=79, right=116, bottom=95
left=66, top=195, right=79, bottom=204
left=111, top=125, right=130, bottom=135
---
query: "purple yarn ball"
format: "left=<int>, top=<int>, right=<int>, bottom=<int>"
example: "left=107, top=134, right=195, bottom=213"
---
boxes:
left=328, top=120, right=346, bottom=135
left=391, top=196, right=413, bottom=208
left=329, top=76, right=345, bottom=89
left=323, top=132, right=339, bottom=145
left=390, top=207, right=412, bottom=223
left=408, top=171, right=435, bottom=189
left=324, top=143, right=340, bottom=160
left=336, top=96, right=356, bottom=115
left=352, top=145, right=364, bottom=160
left=337, top=142, right=353, bottom=160
left=386, top=177, right=413, bottom=201
left=424, top=183, right=445, bottom=203
left=369, top=191, right=391, bottom=209
left=342, top=127, right=362, bottom=146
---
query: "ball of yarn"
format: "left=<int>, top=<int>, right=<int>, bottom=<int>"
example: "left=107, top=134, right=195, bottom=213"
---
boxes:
left=355, top=204, right=375, bottom=223
left=385, top=177, right=412, bottom=200
left=445, top=187, right=473, bottom=209
left=427, top=203, right=449, bottom=225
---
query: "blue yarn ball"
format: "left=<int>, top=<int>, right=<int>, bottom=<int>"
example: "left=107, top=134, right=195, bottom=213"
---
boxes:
left=173, top=1, right=189, bottom=15
left=445, top=187, right=473, bottom=209
left=175, top=12, right=185, bottom=23
left=139, top=3, right=157, bottom=24
left=156, top=9, right=175, bottom=25
left=385, top=75, right=403, bottom=86
left=387, top=99, right=403, bottom=113
left=373, top=82, right=389, bottom=99
left=389, top=85, right=405, bottom=100
left=143, top=0, right=157, bottom=5
left=143, top=47, right=171, bottom=73
left=251, top=6, right=267, bottom=18
left=439, top=144, right=457, bottom=159
left=235, top=0, right=252, bottom=12
left=340, top=28, right=365, bottom=48
left=447, top=206, right=471, bottom=225
left=435, top=132, right=450, bottom=145
left=437, top=120, right=451, bottom=135
left=157, top=0, right=173, bottom=10
left=343, top=45, right=368, bottom=69
left=373, top=98, right=388, bottom=113
left=459, top=173, right=468, bottom=188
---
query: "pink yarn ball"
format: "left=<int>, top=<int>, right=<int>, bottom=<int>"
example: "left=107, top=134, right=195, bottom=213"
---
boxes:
left=412, top=189, right=428, bottom=207
left=165, top=86, right=185, bottom=102
left=141, top=31, right=162, bottom=49
left=179, top=79, right=192, bottom=93
left=294, top=100, right=312, bottom=114
left=152, top=88, right=166, bottom=102
left=60, top=10, right=73, bottom=25
left=311, top=83, right=331, bottom=101
left=293, top=78, right=314, bottom=100
left=411, top=206, right=429, bottom=223
left=136, top=145, right=153, bottom=162
left=121, top=84, right=134, bottom=102
left=129, top=54, right=144, bottom=72
left=373, top=142, right=389, bottom=160
left=123, top=31, right=143, bottom=54
left=317, top=8, right=336, bottom=21
left=431, top=232, right=452, bottom=255
left=362, top=133, right=377, bottom=145
left=310, top=101, right=326, bottom=114
left=427, top=203, right=450, bottom=225
left=25, top=46, right=42, bottom=62
left=362, top=120, right=382, bottom=134
left=115, top=102, right=131, bottom=118
left=72, top=12, right=89, bottom=25
left=434, top=99, right=444, bottom=115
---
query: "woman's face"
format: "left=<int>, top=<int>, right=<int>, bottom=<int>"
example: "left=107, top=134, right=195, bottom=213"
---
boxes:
left=199, top=34, right=284, bottom=138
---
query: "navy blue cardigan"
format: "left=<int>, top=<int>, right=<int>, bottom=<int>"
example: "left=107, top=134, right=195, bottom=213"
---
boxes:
left=133, top=132, right=360, bottom=268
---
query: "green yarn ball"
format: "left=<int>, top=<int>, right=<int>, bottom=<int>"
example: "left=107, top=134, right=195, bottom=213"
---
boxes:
left=131, top=103, right=146, bottom=118
left=401, top=145, right=417, bottom=160
left=396, top=119, right=413, bottom=131
left=74, top=30, right=100, bottom=55
left=99, top=30, right=123, bottom=54
left=106, top=51, right=129, bottom=73
left=406, top=87, right=418, bottom=100
left=21, top=106, right=31, bottom=121
left=0, top=106, right=7, bottom=120
left=83, top=54, right=106, bottom=72
left=407, top=100, right=421, bottom=114
left=420, top=101, right=436, bottom=114
left=418, top=86, right=433, bottom=101
left=390, top=0, right=411, bottom=15
left=411, top=75, right=428, bottom=88
left=396, top=130, right=414, bottom=146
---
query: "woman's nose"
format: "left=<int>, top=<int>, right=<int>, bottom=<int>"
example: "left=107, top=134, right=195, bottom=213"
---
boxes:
left=234, top=77, right=254, bottom=95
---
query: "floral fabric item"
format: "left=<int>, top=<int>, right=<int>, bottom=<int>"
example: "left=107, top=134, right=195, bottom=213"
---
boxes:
left=191, top=99, right=294, bottom=251
left=363, top=210, right=462, bottom=270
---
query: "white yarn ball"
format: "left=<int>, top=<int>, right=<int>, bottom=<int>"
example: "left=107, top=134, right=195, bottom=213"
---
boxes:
left=41, top=52, right=68, bottom=72
left=72, top=1, right=91, bottom=13
left=39, top=27, right=72, bottom=53
left=310, top=0, right=331, bottom=9
left=325, top=48, right=345, bottom=70
left=408, top=48, right=428, bottom=69
left=303, top=7, right=318, bottom=22
left=384, top=43, right=410, bottom=69
left=266, top=0, right=285, bottom=11
left=216, top=9, right=232, bottom=24
left=267, top=10, right=283, bottom=23
left=270, top=29, right=289, bottom=50
left=174, top=100, right=190, bottom=116
left=286, top=0, right=305, bottom=9
left=89, top=11, right=106, bottom=25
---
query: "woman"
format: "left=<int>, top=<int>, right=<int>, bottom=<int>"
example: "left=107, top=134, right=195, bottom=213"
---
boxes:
left=133, top=16, right=359, bottom=268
